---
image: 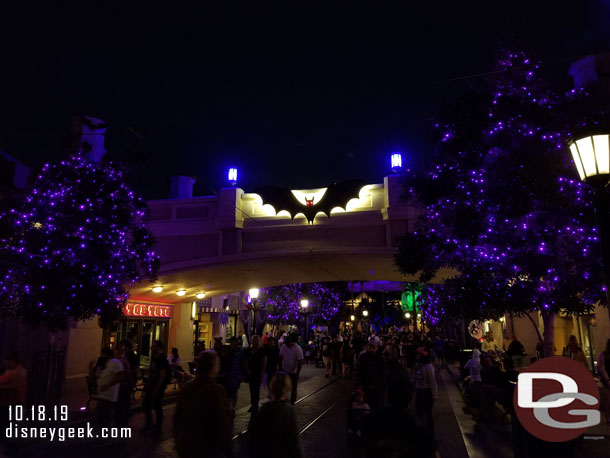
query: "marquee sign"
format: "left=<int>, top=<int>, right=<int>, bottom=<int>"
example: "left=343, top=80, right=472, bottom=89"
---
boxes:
left=123, top=303, right=173, bottom=318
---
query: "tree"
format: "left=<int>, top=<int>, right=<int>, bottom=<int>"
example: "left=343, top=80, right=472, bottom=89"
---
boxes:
left=0, top=153, right=160, bottom=330
left=259, top=282, right=344, bottom=328
left=395, top=49, right=607, bottom=355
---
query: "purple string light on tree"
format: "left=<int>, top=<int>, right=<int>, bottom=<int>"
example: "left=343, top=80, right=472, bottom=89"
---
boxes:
left=0, top=153, right=160, bottom=330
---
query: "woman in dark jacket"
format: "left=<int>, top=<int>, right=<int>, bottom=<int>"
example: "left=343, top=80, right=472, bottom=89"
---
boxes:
left=248, top=372, right=304, bottom=458
left=174, top=351, right=233, bottom=458
left=245, top=335, right=267, bottom=413
left=264, top=336, right=280, bottom=388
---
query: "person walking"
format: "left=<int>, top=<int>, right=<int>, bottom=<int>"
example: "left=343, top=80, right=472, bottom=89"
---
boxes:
left=279, top=334, right=304, bottom=404
left=114, top=341, right=134, bottom=428
left=245, top=335, right=267, bottom=413
left=361, top=373, right=437, bottom=458
left=264, top=336, right=280, bottom=389
left=341, top=340, right=355, bottom=379
left=597, top=338, right=610, bottom=425
left=240, top=331, right=249, bottom=349
left=464, top=349, right=482, bottom=403
left=174, top=351, right=233, bottom=458
left=506, top=336, right=525, bottom=369
left=413, top=347, right=437, bottom=436
left=358, top=340, right=385, bottom=412
left=331, top=336, right=341, bottom=376
left=320, top=337, right=332, bottom=378
left=564, top=335, right=588, bottom=368
left=168, top=348, right=181, bottom=375
left=248, top=372, right=304, bottom=458
left=352, top=332, right=365, bottom=369
left=0, top=354, right=27, bottom=455
left=94, top=347, right=125, bottom=431
left=384, top=337, right=400, bottom=377
left=433, top=334, right=446, bottom=368
left=142, top=340, right=170, bottom=437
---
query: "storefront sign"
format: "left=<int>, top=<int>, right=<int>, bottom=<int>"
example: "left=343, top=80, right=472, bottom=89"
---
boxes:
left=123, top=303, right=173, bottom=318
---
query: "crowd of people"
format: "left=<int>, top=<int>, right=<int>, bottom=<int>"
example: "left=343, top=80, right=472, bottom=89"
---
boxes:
left=171, top=328, right=451, bottom=458
left=83, top=327, right=610, bottom=457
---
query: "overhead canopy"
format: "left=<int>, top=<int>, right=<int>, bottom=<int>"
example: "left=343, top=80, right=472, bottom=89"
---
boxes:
left=127, top=250, right=455, bottom=304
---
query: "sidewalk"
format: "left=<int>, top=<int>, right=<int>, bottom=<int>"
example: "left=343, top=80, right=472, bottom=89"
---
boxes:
left=434, top=365, right=470, bottom=458
left=441, top=364, right=513, bottom=458
left=442, top=364, right=610, bottom=458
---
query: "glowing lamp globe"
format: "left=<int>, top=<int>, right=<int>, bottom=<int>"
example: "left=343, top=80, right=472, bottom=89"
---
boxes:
left=569, top=134, right=610, bottom=187
left=249, top=288, right=260, bottom=299
left=152, top=286, right=163, bottom=293
left=390, top=153, right=402, bottom=173
left=176, top=289, right=187, bottom=297
left=196, top=292, right=206, bottom=299
left=300, top=299, right=309, bottom=309
left=405, top=312, right=411, bottom=319
left=362, top=310, right=369, bottom=317
left=350, top=315, right=355, bottom=321
left=228, top=167, right=238, bottom=186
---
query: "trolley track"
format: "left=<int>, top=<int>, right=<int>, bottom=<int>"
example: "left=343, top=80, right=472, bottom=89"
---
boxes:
left=231, top=375, right=351, bottom=440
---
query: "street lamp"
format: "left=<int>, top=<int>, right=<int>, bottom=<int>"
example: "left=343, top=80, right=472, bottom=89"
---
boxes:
left=300, top=298, right=310, bottom=341
left=405, top=312, right=411, bottom=319
left=568, top=134, right=610, bottom=314
left=391, top=152, right=403, bottom=174
left=350, top=315, right=355, bottom=321
left=569, top=135, right=610, bottom=184
left=249, top=288, right=261, bottom=339
left=362, top=309, right=369, bottom=317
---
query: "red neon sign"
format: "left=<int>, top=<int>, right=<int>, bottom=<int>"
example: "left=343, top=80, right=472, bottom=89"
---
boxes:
left=123, top=303, right=173, bottom=318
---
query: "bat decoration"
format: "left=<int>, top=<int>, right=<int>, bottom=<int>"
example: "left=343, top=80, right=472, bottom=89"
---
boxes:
left=253, top=179, right=368, bottom=224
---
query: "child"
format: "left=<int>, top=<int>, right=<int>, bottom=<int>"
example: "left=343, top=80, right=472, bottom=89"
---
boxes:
left=348, top=389, right=370, bottom=437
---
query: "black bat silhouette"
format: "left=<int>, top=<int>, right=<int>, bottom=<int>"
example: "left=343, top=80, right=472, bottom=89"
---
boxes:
left=253, top=179, right=368, bottom=224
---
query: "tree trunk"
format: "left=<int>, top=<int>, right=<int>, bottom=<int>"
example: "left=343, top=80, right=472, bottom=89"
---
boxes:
left=542, top=313, right=556, bottom=357
left=523, top=312, right=543, bottom=343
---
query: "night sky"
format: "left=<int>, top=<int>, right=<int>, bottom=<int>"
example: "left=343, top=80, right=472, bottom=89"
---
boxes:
left=1, top=2, right=609, bottom=199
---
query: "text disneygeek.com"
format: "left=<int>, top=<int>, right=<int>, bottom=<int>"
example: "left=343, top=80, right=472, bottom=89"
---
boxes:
left=5, top=422, right=132, bottom=441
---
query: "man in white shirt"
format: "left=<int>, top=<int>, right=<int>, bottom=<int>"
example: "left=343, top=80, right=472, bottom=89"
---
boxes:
left=279, top=335, right=304, bottom=404
left=95, top=347, right=125, bottom=428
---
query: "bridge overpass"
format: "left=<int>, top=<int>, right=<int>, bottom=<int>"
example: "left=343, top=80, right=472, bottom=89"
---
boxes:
left=129, top=175, right=424, bottom=303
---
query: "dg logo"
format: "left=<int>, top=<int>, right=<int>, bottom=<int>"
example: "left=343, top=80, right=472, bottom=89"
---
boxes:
left=514, top=356, right=600, bottom=442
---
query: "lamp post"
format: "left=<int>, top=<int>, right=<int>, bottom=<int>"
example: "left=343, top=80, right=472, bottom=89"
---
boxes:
left=249, top=288, right=260, bottom=339
left=192, top=301, right=205, bottom=356
left=301, top=298, right=309, bottom=342
left=568, top=134, right=610, bottom=317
